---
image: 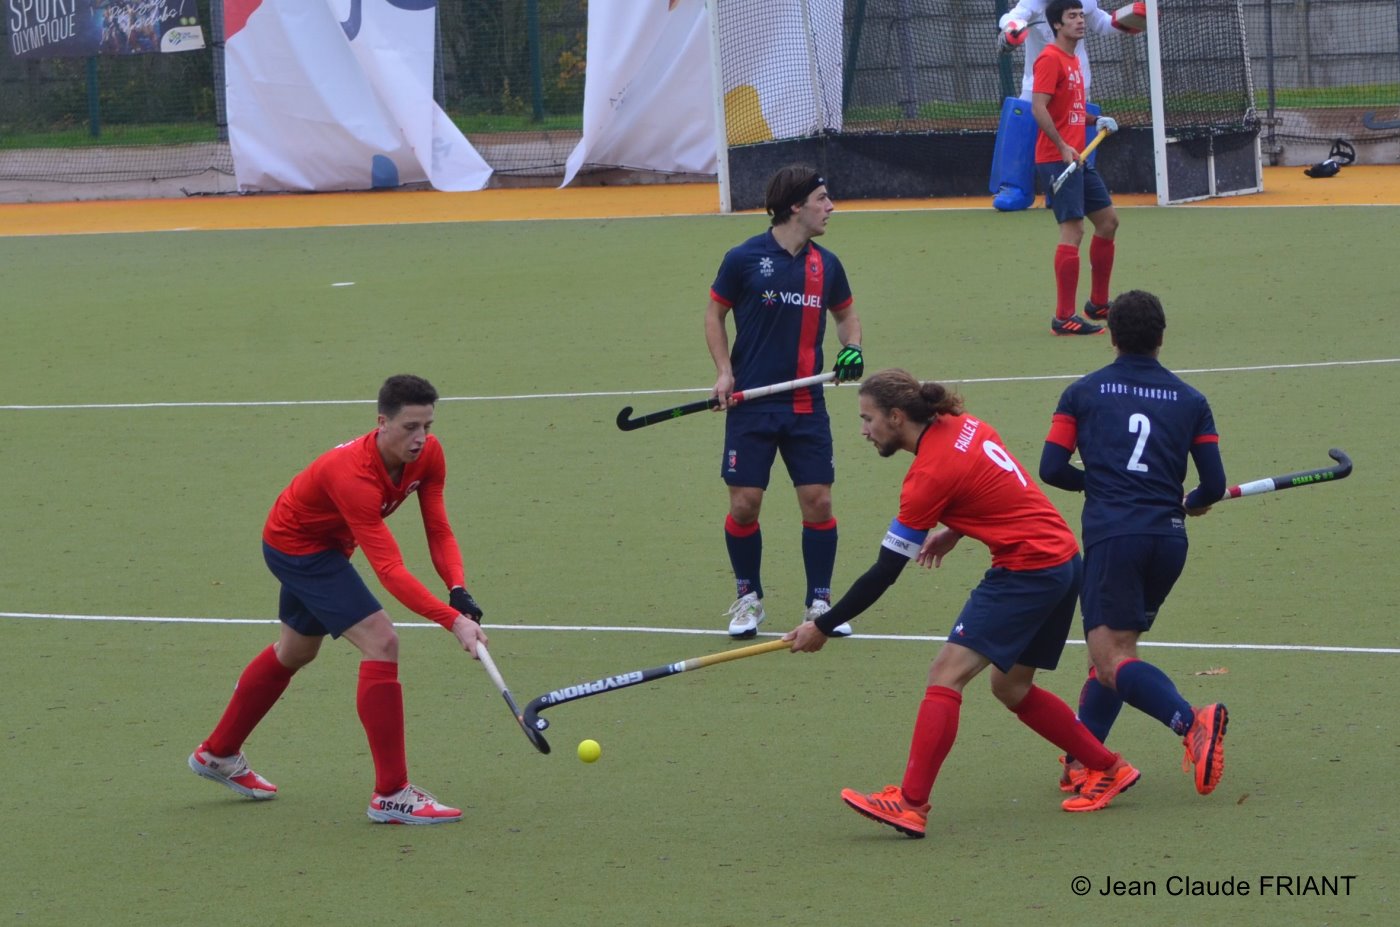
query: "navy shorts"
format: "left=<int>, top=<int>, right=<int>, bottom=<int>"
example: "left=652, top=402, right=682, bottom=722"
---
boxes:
left=1037, top=161, right=1113, bottom=223
left=721, top=404, right=835, bottom=489
left=946, top=555, right=1082, bottom=673
left=263, top=542, right=383, bottom=639
left=1081, top=534, right=1189, bottom=633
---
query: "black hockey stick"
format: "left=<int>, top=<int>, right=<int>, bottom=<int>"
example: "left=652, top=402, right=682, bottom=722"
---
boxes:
left=520, top=638, right=789, bottom=749
left=1219, top=448, right=1353, bottom=500
left=476, top=644, right=550, bottom=754
left=616, top=372, right=836, bottom=431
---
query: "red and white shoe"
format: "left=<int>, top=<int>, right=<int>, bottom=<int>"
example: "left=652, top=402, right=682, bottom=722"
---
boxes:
left=367, top=784, right=462, bottom=825
left=188, top=745, right=278, bottom=800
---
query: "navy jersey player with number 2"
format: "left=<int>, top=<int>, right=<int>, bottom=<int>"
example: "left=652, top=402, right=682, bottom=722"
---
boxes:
left=705, top=164, right=865, bottom=640
left=1039, top=290, right=1230, bottom=798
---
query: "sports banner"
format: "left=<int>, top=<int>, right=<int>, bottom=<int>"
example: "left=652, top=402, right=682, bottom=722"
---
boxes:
left=224, top=0, right=491, bottom=193
left=7, top=0, right=206, bottom=59
left=561, top=0, right=717, bottom=187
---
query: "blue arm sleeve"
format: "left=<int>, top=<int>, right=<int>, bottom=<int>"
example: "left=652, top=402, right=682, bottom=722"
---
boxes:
left=1185, top=441, right=1226, bottom=508
left=1039, top=441, right=1085, bottom=492
left=813, top=545, right=909, bottom=636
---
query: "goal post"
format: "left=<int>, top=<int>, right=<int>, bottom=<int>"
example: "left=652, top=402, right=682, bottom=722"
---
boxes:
left=1145, top=0, right=1263, bottom=204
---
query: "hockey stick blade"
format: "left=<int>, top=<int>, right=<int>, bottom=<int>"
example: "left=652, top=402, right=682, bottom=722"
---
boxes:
left=615, top=396, right=718, bottom=431
left=477, top=644, right=551, bottom=754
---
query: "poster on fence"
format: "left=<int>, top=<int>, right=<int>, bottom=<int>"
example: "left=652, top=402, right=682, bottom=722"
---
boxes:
left=224, top=0, right=491, bottom=193
left=6, top=0, right=206, bottom=59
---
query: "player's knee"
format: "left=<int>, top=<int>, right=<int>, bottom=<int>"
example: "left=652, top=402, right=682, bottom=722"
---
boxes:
left=1094, top=212, right=1120, bottom=237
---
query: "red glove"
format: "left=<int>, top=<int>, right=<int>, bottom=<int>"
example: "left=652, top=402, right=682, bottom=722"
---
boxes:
left=1112, top=2, right=1147, bottom=34
left=999, top=19, right=1029, bottom=50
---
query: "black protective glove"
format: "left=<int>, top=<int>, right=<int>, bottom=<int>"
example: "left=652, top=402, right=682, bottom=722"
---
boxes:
left=449, top=587, right=484, bottom=621
left=833, top=344, right=864, bottom=382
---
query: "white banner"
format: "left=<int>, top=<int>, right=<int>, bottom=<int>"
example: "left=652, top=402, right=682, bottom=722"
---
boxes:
left=224, top=0, right=491, bottom=193
left=561, top=0, right=717, bottom=187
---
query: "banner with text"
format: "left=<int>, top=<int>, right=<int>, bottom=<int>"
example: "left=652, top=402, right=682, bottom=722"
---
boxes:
left=7, top=0, right=206, bottom=59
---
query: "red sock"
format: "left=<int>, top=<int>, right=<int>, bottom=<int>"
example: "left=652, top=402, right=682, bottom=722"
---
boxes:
left=1089, top=235, right=1115, bottom=306
left=204, top=645, right=296, bottom=756
left=900, top=685, right=962, bottom=806
left=1011, top=684, right=1117, bottom=770
left=1054, top=244, right=1080, bottom=319
left=358, top=661, right=408, bottom=796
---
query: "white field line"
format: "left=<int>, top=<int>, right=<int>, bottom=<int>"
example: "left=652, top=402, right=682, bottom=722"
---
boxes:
left=3, top=357, right=1397, bottom=412
left=2, top=611, right=1395, bottom=655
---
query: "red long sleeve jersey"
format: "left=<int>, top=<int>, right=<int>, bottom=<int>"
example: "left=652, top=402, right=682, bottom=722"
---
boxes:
left=262, top=430, right=466, bottom=628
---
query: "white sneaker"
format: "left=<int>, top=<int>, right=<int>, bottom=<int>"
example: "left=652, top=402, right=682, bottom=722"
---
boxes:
left=726, top=592, right=766, bottom=639
left=188, top=746, right=278, bottom=800
left=805, top=599, right=851, bottom=637
left=367, top=784, right=462, bottom=825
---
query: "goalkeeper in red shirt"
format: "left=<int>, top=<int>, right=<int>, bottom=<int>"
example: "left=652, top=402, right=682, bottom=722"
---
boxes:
left=188, top=374, right=488, bottom=825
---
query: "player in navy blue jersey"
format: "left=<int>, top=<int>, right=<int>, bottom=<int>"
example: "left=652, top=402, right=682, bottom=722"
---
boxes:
left=705, top=165, right=865, bottom=639
left=1039, top=290, right=1230, bottom=797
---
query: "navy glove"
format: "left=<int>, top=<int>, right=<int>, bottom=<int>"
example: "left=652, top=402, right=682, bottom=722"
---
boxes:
left=833, top=344, right=864, bottom=381
left=449, top=587, right=484, bottom=621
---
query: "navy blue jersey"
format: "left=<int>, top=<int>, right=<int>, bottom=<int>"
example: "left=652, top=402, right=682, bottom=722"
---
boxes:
left=1048, top=354, right=1218, bottom=547
left=710, top=230, right=853, bottom=413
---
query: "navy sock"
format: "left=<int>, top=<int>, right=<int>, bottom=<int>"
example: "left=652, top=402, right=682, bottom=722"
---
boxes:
left=801, top=518, right=837, bottom=607
left=724, top=515, right=763, bottom=600
left=1115, top=658, right=1194, bottom=735
left=1076, top=669, right=1124, bottom=747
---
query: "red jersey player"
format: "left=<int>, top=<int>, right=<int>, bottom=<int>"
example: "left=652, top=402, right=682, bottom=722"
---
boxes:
left=189, top=374, right=488, bottom=825
left=784, top=369, right=1140, bottom=837
left=1032, top=0, right=1122, bottom=336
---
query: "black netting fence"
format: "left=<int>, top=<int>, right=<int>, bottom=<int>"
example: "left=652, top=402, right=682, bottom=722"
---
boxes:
left=0, top=0, right=1394, bottom=193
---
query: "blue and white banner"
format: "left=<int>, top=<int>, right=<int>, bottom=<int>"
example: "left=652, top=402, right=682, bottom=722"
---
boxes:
left=7, top=0, right=205, bottom=59
left=224, top=0, right=491, bottom=193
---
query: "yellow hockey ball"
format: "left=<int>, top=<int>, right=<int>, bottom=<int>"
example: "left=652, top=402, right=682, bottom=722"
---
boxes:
left=577, top=739, right=601, bottom=763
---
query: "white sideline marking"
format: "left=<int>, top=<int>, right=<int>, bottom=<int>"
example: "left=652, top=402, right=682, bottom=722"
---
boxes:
left=2, top=357, right=1397, bottom=412
left=2, top=612, right=1396, bottom=655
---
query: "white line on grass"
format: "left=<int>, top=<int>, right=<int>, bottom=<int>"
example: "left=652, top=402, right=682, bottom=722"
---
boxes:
left=3, top=357, right=1397, bottom=412
left=3, top=611, right=1395, bottom=655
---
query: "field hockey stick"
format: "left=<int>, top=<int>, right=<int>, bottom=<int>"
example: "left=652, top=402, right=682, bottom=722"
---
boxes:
left=1219, top=448, right=1353, bottom=501
left=616, top=372, right=837, bottom=432
left=476, top=644, right=551, bottom=754
left=1051, top=128, right=1110, bottom=195
left=520, top=638, right=790, bottom=745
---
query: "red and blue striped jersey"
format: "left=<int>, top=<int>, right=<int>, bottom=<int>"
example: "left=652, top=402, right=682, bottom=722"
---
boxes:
left=710, top=230, right=853, bottom=413
left=1047, top=355, right=1219, bottom=547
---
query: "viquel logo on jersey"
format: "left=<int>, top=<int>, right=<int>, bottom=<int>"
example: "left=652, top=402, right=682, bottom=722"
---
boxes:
left=775, top=291, right=822, bottom=308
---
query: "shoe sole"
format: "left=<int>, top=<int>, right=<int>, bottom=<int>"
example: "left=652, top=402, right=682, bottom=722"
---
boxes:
left=1062, top=767, right=1141, bottom=812
left=1052, top=329, right=1105, bottom=336
left=366, top=809, right=463, bottom=825
left=841, top=796, right=926, bottom=839
left=728, top=627, right=758, bottom=640
left=188, top=753, right=276, bottom=801
left=1195, top=704, right=1229, bottom=795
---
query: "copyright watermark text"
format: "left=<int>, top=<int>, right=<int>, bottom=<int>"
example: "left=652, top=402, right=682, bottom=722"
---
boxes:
left=1069, top=874, right=1356, bottom=897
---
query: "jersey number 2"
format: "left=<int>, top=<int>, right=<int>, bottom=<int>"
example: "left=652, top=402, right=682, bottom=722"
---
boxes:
left=1126, top=413, right=1151, bottom=472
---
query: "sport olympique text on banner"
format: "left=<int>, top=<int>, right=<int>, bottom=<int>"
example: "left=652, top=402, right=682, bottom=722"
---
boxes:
left=6, top=0, right=206, bottom=59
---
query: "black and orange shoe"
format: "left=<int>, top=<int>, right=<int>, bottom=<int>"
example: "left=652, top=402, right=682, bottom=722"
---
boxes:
left=1059, top=755, right=1088, bottom=793
left=1083, top=299, right=1111, bottom=321
left=1052, top=314, right=1105, bottom=336
left=840, top=785, right=929, bottom=838
left=1182, top=703, right=1229, bottom=795
left=1061, top=758, right=1141, bottom=812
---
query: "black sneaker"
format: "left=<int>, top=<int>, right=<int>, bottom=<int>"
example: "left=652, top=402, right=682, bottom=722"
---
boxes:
left=1051, top=314, right=1105, bottom=336
left=1083, top=300, right=1110, bottom=321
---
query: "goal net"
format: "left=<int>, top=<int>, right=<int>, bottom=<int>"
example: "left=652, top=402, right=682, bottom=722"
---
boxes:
left=710, top=0, right=1263, bottom=209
